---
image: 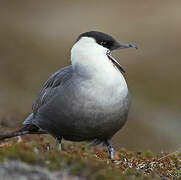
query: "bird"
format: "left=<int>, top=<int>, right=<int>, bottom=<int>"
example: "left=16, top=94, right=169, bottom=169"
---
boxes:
left=0, top=31, right=137, bottom=160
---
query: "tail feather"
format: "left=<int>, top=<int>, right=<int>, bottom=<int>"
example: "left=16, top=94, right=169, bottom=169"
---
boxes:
left=0, top=124, right=46, bottom=141
left=0, top=130, right=29, bottom=140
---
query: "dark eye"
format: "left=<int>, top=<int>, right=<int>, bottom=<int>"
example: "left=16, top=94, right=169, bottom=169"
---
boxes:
left=100, top=41, right=107, bottom=46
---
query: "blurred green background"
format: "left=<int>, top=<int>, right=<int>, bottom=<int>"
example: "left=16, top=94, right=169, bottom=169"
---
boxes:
left=0, top=0, right=181, bottom=153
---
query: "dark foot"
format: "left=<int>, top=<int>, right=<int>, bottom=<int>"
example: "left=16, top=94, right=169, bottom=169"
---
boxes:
left=105, top=140, right=114, bottom=160
left=57, top=137, right=62, bottom=150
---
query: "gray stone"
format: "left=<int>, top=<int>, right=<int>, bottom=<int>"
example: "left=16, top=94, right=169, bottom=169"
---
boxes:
left=0, top=161, right=83, bottom=180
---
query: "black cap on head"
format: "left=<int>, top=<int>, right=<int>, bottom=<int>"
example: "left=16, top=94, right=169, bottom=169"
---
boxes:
left=75, top=31, right=137, bottom=74
left=76, top=31, right=120, bottom=51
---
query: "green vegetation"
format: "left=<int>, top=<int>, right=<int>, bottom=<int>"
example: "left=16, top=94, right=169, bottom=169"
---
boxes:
left=0, top=135, right=181, bottom=179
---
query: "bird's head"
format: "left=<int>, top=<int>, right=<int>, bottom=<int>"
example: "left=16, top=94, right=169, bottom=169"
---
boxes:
left=71, top=31, right=137, bottom=74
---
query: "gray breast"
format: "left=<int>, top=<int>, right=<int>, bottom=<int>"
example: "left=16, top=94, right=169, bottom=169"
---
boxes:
left=32, top=71, right=130, bottom=141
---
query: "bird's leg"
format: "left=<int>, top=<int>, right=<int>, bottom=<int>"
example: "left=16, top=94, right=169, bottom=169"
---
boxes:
left=57, top=136, right=62, bottom=150
left=17, top=136, right=23, bottom=143
left=105, top=140, right=114, bottom=160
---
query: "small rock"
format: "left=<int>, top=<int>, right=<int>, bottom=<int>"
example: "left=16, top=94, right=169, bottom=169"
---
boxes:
left=0, top=161, right=84, bottom=180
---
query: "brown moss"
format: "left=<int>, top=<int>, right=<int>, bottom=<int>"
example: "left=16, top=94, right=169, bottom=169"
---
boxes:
left=0, top=135, right=181, bottom=179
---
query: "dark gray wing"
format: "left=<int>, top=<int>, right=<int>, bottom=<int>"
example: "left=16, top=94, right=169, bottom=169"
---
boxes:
left=32, top=65, right=73, bottom=116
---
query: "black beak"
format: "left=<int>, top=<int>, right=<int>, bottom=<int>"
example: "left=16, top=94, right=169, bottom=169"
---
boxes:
left=107, top=43, right=137, bottom=73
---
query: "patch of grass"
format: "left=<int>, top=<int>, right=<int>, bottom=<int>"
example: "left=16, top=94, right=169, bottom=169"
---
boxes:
left=0, top=135, right=181, bottom=179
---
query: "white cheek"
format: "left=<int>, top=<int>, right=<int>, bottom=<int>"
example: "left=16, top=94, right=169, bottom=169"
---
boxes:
left=71, top=37, right=107, bottom=67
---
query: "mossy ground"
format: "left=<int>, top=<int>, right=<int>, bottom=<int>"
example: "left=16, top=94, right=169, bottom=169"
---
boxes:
left=0, top=135, right=181, bottom=180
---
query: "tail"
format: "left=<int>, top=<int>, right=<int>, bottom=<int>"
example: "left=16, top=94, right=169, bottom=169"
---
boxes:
left=0, top=124, right=46, bottom=141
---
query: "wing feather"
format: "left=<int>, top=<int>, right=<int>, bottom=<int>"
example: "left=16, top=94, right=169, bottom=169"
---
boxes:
left=32, top=65, right=73, bottom=115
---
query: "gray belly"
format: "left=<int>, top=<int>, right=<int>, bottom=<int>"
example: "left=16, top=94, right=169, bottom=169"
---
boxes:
left=34, top=81, right=130, bottom=141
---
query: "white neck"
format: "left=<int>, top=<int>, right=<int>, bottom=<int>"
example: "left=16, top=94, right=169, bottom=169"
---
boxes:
left=71, top=37, right=114, bottom=75
left=70, top=37, right=128, bottom=91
